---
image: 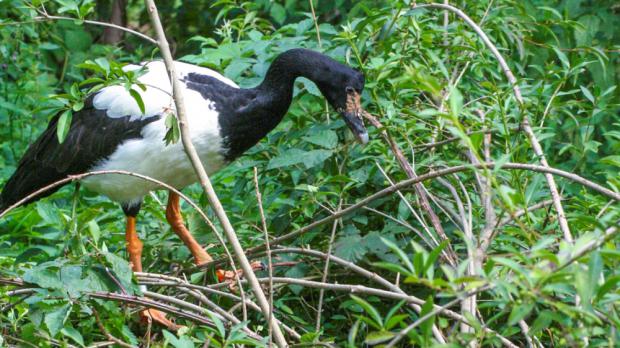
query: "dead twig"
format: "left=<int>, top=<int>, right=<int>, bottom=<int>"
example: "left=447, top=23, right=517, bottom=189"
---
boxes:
left=143, top=2, right=286, bottom=345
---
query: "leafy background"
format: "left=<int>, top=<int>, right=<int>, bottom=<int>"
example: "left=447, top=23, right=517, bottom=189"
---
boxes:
left=1, top=0, right=619, bottom=347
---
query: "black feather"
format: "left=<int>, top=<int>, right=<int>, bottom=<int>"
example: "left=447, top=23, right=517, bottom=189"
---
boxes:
left=0, top=96, right=158, bottom=210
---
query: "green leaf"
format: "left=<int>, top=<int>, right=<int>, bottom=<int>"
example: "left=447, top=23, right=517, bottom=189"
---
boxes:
left=579, top=85, right=595, bottom=104
left=334, top=234, right=368, bottom=262
left=61, top=326, right=85, bottom=347
left=56, top=110, right=73, bottom=143
left=364, top=330, right=395, bottom=345
left=267, top=149, right=333, bottom=170
left=129, top=89, right=146, bottom=115
left=270, top=3, right=286, bottom=24
left=162, top=330, right=195, bottom=348
left=381, top=237, right=415, bottom=274
left=45, top=304, right=71, bottom=336
left=303, top=130, right=339, bottom=149
left=351, top=295, right=383, bottom=327
left=508, top=302, right=534, bottom=326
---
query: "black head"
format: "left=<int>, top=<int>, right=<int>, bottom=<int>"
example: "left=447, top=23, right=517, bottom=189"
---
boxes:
left=314, top=63, right=368, bottom=144
left=263, top=49, right=370, bottom=144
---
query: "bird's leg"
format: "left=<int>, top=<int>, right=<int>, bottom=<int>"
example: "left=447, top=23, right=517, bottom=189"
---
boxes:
left=165, top=191, right=263, bottom=285
left=125, top=216, right=180, bottom=331
left=165, top=191, right=214, bottom=265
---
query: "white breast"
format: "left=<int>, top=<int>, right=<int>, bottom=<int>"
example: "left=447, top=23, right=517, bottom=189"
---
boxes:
left=82, top=61, right=236, bottom=205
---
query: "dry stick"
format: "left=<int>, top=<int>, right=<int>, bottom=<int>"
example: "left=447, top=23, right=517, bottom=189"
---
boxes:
left=92, top=307, right=137, bottom=348
left=363, top=112, right=456, bottom=265
left=0, top=169, right=250, bottom=331
left=142, top=1, right=286, bottom=345
left=314, top=199, right=342, bottom=332
left=254, top=248, right=517, bottom=348
left=0, top=15, right=158, bottom=44
left=228, top=162, right=620, bottom=261
left=136, top=275, right=301, bottom=340
left=253, top=167, right=274, bottom=347
left=0, top=284, right=215, bottom=328
left=411, top=2, right=573, bottom=243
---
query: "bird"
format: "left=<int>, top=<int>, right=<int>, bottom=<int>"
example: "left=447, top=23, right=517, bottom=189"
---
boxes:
left=0, top=48, right=369, bottom=329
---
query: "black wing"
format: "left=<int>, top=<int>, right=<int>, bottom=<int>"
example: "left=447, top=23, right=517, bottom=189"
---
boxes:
left=0, top=97, right=159, bottom=211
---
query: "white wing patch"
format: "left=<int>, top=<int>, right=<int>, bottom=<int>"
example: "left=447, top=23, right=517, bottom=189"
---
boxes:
left=92, top=60, right=238, bottom=120
left=83, top=60, right=237, bottom=204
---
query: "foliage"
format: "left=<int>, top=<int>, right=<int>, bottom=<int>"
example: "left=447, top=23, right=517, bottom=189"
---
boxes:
left=1, top=0, right=619, bottom=347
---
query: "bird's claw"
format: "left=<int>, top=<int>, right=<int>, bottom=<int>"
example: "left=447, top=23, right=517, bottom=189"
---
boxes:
left=217, top=261, right=266, bottom=291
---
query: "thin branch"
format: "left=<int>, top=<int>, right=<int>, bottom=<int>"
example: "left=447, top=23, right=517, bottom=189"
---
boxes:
left=92, top=307, right=137, bottom=348
left=385, top=285, right=493, bottom=348
left=225, top=162, right=619, bottom=260
left=0, top=14, right=157, bottom=44
left=315, top=199, right=342, bottom=332
left=363, top=111, right=454, bottom=264
left=411, top=2, right=573, bottom=243
left=142, top=2, right=286, bottom=345
left=254, top=167, right=274, bottom=346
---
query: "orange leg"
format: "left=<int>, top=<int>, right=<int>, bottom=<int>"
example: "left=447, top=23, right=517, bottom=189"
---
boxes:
left=125, top=216, right=180, bottom=331
left=165, top=191, right=213, bottom=266
left=165, top=191, right=265, bottom=286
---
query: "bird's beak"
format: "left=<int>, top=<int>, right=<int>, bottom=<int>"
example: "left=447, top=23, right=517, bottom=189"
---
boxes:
left=340, top=91, right=369, bottom=145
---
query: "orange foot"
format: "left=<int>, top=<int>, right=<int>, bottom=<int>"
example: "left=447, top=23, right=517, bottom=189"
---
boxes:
left=216, top=261, right=265, bottom=290
left=140, top=308, right=182, bottom=331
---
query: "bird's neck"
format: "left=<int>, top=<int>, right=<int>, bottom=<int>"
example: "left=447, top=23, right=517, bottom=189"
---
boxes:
left=220, top=49, right=332, bottom=160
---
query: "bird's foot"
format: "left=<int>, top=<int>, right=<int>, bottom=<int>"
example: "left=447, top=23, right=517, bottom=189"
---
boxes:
left=140, top=308, right=182, bottom=331
left=216, top=261, right=265, bottom=291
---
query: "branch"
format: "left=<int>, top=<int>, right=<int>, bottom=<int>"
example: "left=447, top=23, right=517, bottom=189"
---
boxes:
left=411, top=2, right=573, bottom=243
left=0, top=14, right=158, bottom=44
left=142, top=1, right=287, bottom=346
left=223, top=162, right=619, bottom=259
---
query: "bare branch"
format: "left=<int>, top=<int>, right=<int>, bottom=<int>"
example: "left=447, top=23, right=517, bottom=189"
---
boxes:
left=411, top=2, right=573, bottom=243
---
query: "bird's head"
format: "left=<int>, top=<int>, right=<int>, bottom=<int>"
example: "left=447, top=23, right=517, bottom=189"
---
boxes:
left=315, top=64, right=369, bottom=145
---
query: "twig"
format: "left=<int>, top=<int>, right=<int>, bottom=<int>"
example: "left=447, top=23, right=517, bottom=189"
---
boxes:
left=411, top=2, right=573, bottom=243
left=385, top=285, right=493, bottom=348
left=253, top=167, right=274, bottom=346
left=363, top=111, right=454, bottom=265
left=92, top=307, right=137, bottom=348
left=315, top=199, right=342, bottom=332
left=143, top=2, right=287, bottom=345
left=227, top=162, right=619, bottom=259
left=0, top=15, right=157, bottom=44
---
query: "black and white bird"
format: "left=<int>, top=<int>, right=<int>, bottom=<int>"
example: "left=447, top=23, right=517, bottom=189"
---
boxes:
left=0, top=48, right=368, bottom=328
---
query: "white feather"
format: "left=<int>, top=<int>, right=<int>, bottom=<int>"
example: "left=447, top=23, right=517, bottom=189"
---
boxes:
left=82, top=60, right=235, bottom=204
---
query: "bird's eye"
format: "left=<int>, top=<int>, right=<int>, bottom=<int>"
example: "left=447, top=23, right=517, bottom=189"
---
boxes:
left=345, top=86, right=355, bottom=93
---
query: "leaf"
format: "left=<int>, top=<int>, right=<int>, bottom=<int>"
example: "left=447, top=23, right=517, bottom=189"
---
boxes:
left=381, top=237, right=415, bottom=274
left=508, top=302, right=534, bottom=326
left=364, top=330, right=395, bottom=345
left=129, top=89, right=146, bottom=115
left=61, top=326, right=85, bottom=347
left=103, top=252, right=133, bottom=289
left=56, top=109, right=73, bottom=143
left=270, top=3, right=286, bottom=24
left=162, top=330, right=195, bottom=348
left=351, top=295, right=383, bottom=327
left=303, top=130, right=339, bottom=149
left=45, top=303, right=71, bottom=336
left=579, top=85, right=595, bottom=104
left=267, top=149, right=333, bottom=170
left=334, top=234, right=368, bottom=262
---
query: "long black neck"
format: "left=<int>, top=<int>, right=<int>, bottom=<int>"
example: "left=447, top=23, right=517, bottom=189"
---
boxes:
left=193, top=49, right=338, bottom=160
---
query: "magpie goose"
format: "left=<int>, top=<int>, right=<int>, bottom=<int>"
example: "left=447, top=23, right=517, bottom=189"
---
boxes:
left=0, top=48, right=369, bottom=328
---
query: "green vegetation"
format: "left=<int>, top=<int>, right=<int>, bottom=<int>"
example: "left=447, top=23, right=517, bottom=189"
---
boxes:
left=1, top=0, right=619, bottom=346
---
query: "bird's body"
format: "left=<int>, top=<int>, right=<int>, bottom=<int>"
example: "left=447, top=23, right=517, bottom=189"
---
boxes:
left=1, top=49, right=367, bottom=213
left=83, top=61, right=231, bottom=206
left=0, top=48, right=368, bottom=329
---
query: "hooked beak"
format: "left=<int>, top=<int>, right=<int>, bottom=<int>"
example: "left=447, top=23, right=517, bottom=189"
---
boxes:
left=340, top=91, right=369, bottom=145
